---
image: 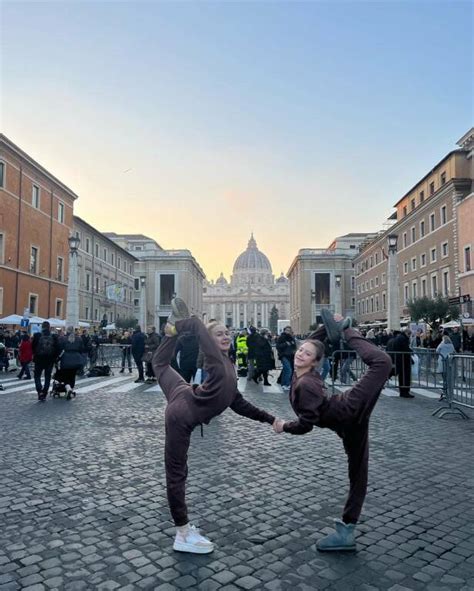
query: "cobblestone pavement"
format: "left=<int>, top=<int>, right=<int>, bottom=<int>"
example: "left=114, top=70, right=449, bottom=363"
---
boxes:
left=0, top=371, right=473, bottom=591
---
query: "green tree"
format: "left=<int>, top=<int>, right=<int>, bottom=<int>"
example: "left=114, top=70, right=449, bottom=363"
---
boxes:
left=115, top=316, right=138, bottom=330
left=269, top=305, right=279, bottom=334
left=407, top=296, right=460, bottom=329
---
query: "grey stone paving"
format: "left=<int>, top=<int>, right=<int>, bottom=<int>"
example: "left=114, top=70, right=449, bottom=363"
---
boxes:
left=0, top=372, right=473, bottom=591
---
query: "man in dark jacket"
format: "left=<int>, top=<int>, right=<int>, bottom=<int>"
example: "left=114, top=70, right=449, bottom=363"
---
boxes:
left=145, top=327, right=161, bottom=383
left=131, top=326, right=146, bottom=382
left=32, top=321, right=60, bottom=400
left=174, top=333, right=199, bottom=383
left=387, top=328, right=413, bottom=398
left=276, top=326, right=297, bottom=391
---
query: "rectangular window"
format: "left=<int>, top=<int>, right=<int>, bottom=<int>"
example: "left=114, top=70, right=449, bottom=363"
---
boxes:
left=382, top=273, right=386, bottom=285
left=421, top=253, right=426, bottom=267
left=403, top=206, right=407, bottom=217
left=430, top=181, right=435, bottom=195
left=58, top=202, right=65, bottom=224
left=30, top=246, right=38, bottom=274
left=440, top=172, right=446, bottom=185
left=419, top=190, right=424, bottom=203
left=95, top=277, right=100, bottom=293
left=465, top=246, right=472, bottom=272
left=0, top=233, right=4, bottom=264
left=375, top=276, right=379, bottom=287
left=375, top=252, right=379, bottom=265
left=375, top=295, right=379, bottom=311
left=411, top=226, right=416, bottom=243
left=404, top=284, right=409, bottom=303
left=412, top=281, right=417, bottom=299
left=85, top=237, right=90, bottom=253
left=29, top=294, right=38, bottom=314
left=403, top=233, right=407, bottom=248
left=160, top=274, right=176, bottom=306
left=32, top=185, right=40, bottom=208
left=134, top=298, right=140, bottom=307
left=403, top=262, right=408, bottom=274
left=382, top=292, right=386, bottom=310
left=430, top=213, right=435, bottom=232
left=0, top=161, right=5, bottom=187
left=370, top=297, right=374, bottom=312
left=443, top=270, right=449, bottom=296
left=431, top=248, right=437, bottom=263
left=103, top=248, right=107, bottom=262
left=431, top=274, right=438, bottom=297
left=85, top=306, right=89, bottom=320
left=86, top=273, right=91, bottom=291
left=111, top=253, right=114, bottom=266
left=411, top=257, right=416, bottom=271
left=420, top=220, right=425, bottom=237
left=57, top=257, right=64, bottom=281
left=351, top=297, right=355, bottom=307
left=411, top=198, right=415, bottom=211
left=351, top=276, right=355, bottom=290
left=55, top=299, right=63, bottom=317
left=370, top=279, right=373, bottom=289
left=95, top=243, right=99, bottom=257
left=314, top=273, right=331, bottom=305
left=118, top=256, right=121, bottom=269
left=441, top=205, right=447, bottom=225
left=442, top=242, right=448, bottom=258
left=94, top=308, right=99, bottom=321
left=421, top=278, right=427, bottom=296
left=370, top=256, right=373, bottom=268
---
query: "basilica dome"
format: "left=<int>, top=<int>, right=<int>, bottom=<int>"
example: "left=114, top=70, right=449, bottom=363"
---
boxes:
left=233, top=234, right=272, bottom=274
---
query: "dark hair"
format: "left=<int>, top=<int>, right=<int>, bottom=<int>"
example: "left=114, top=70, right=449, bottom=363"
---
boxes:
left=303, top=339, right=325, bottom=361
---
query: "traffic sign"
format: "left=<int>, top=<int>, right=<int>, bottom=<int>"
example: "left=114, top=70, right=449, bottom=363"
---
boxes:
left=448, top=295, right=471, bottom=304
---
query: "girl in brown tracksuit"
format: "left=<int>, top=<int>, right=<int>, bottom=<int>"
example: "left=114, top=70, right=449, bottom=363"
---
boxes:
left=152, top=316, right=275, bottom=554
left=274, top=323, right=392, bottom=551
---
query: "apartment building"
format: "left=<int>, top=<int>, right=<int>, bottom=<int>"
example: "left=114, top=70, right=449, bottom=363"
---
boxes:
left=287, top=234, right=372, bottom=334
left=73, top=217, right=137, bottom=324
left=354, top=138, right=472, bottom=324
left=0, top=134, right=77, bottom=318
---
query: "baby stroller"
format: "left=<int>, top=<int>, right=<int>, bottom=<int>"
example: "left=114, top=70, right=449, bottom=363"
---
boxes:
left=51, top=366, right=76, bottom=400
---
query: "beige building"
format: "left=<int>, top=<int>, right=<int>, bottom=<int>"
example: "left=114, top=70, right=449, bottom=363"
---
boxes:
left=456, top=128, right=474, bottom=315
left=354, top=134, right=473, bottom=325
left=287, top=234, right=372, bottom=335
left=105, top=233, right=205, bottom=330
left=73, top=217, right=137, bottom=325
left=203, top=234, right=289, bottom=329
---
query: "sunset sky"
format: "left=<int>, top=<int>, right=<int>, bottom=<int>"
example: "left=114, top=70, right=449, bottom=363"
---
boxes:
left=2, top=1, right=472, bottom=280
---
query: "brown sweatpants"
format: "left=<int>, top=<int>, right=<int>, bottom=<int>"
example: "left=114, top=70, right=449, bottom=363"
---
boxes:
left=334, top=329, right=392, bottom=524
left=152, top=318, right=235, bottom=526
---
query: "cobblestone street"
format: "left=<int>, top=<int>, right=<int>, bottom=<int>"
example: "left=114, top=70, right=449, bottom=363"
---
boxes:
left=0, top=373, right=473, bottom=591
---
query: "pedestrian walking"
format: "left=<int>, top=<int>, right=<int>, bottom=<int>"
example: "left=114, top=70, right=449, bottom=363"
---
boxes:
left=273, top=309, right=392, bottom=552
left=144, top=326, right=161, bottom=383
left=119, top=331, right=133, bottom=374
left=32, top=321, right=60, bottom=401
left=152, top=298, right=277, bottom=554
left=252, top=329, right=275, bottom=386
left=57, top=328, right=86, bottom=396
left=131, top=326, right=146, bottom=382
left=387, top=328, right=414, bottom=398
left=17, top=333, right=33, bottom=380
left=276, top=326, right=296, bottom=391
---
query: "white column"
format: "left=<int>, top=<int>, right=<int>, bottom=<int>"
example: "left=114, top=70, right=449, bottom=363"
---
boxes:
left=387, top=250, right=401, bottom=331
left=253, top=303, right=257, bottom=326
left=243, top=304, right=247, bottom=327
left=66, top=250, right=79, bottom=329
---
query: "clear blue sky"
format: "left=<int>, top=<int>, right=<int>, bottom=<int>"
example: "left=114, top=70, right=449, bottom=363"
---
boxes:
left=2, top=1, right=472, bottom=278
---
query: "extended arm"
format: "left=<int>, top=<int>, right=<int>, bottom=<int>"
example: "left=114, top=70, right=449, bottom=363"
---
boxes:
left=230, top=390, right=275, bottom=424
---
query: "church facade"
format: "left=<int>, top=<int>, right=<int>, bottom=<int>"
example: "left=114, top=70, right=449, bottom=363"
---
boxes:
left=203, top=235, right=290, bottom=329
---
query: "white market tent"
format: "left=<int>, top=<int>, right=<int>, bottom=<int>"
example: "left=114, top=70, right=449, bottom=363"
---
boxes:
left=0, top=314, right=23, bottom=325
left=440, top=318, right=474, bottom=328
left=47, top=318, right=91, bottom=329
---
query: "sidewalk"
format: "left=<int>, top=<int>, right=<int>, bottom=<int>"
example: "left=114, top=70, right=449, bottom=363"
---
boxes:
left=0, top=373, right=473, bottom=590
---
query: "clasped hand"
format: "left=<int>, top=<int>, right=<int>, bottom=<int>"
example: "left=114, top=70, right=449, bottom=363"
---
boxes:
left=272, top=418, right=285, bottom=434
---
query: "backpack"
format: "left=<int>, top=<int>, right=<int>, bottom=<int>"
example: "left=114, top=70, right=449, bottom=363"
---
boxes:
left=37, top=334, right=56, bottom=357
left=87, top=365, right=111, bottom=377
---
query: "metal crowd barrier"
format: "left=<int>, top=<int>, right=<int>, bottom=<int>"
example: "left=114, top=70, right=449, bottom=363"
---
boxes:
left=433, top=354, right=474, bottom=419
left=96, top=344, right=138, bottom=371
left=329, top=348, right=473, bottom=419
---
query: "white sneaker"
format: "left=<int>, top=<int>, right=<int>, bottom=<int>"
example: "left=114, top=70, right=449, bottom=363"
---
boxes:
left=173, top=525, right=214, bottom=554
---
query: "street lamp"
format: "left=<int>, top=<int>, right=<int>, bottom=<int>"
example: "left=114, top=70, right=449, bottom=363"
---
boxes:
left=386, top=233, right=400, bottom=331
left=334, top=274, right=342, bottom=316
left=139, top=276, right=147, bottom=330
left=66, top=234, right=81, bottom=330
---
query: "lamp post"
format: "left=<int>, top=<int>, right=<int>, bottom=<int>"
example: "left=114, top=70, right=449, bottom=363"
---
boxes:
left=387, top=233, right=400, bottom=331
left=334, top=274, right=342, bottom=316
left=139, top=277, right=146, bottom=330
left=66, top=234, right=80, bottom=330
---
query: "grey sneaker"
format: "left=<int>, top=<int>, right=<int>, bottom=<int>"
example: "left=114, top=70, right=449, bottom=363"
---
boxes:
left=317, top=519, right=356, bottom=552
left=321, top=309, right=352, bottom=345
left=168, top=297, right=190, bottom=325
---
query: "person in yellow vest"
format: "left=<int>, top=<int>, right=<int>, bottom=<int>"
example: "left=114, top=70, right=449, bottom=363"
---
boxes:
left=235, top=331, right=249, bottom=376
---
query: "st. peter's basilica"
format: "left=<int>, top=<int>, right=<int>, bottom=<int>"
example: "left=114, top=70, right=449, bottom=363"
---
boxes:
left=202, top=234, right=290, bottom=329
